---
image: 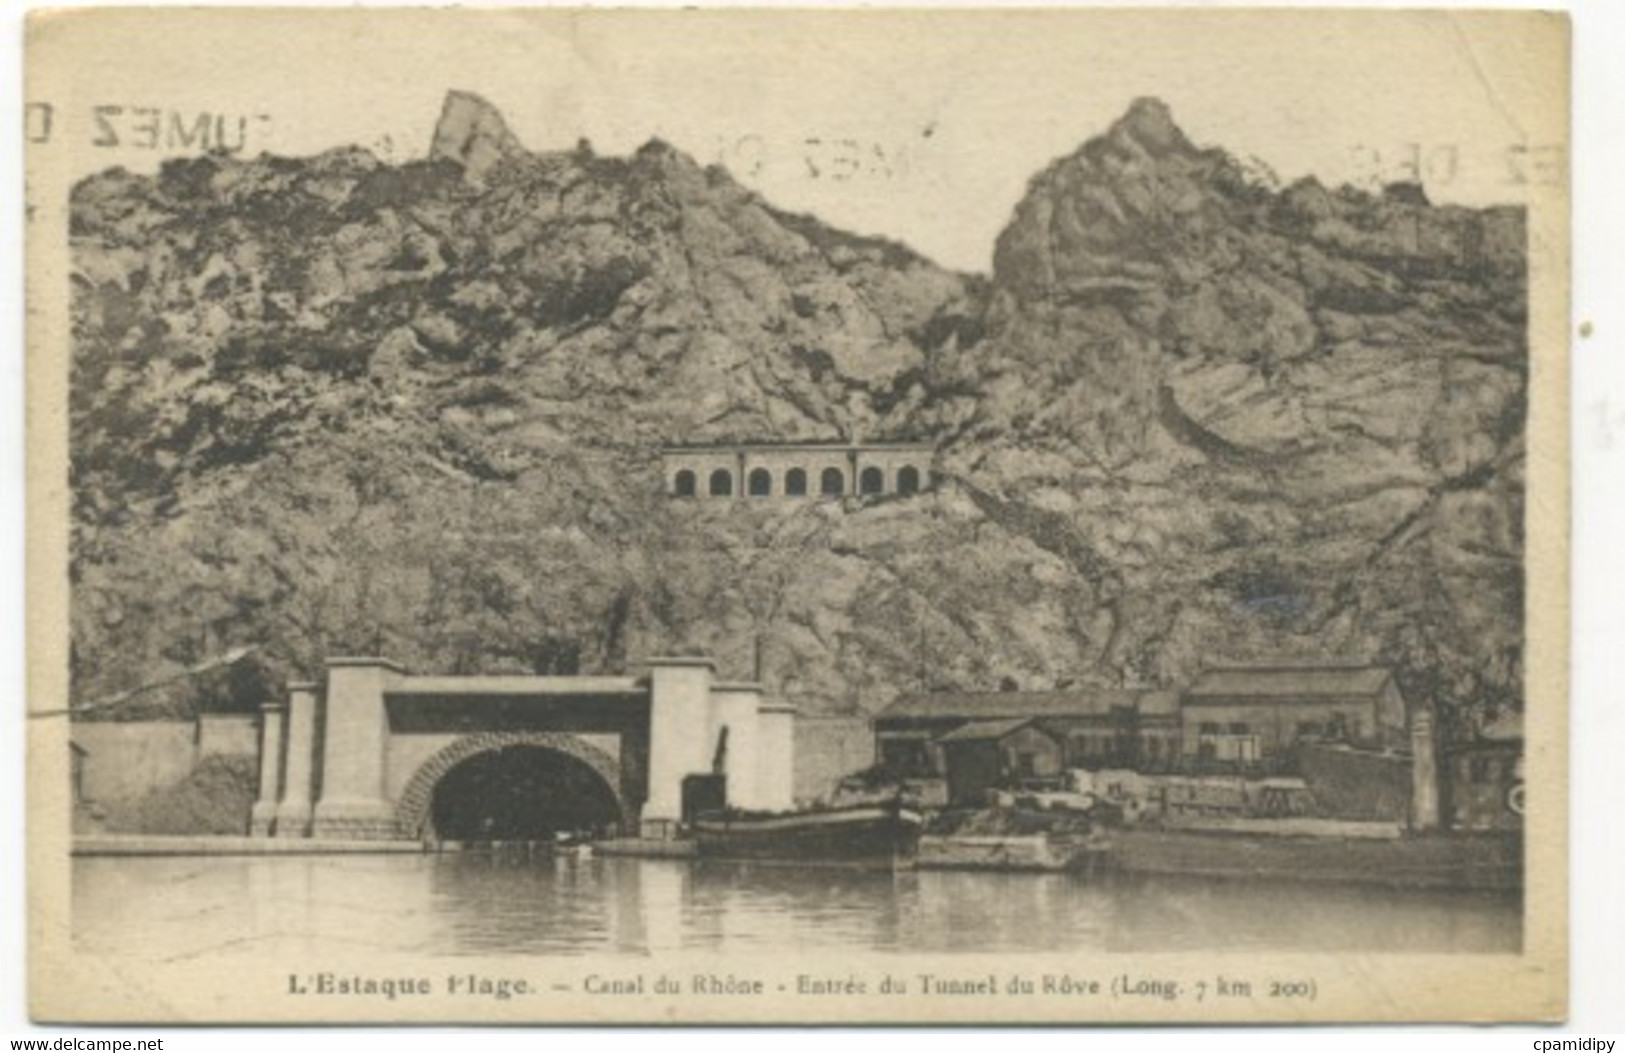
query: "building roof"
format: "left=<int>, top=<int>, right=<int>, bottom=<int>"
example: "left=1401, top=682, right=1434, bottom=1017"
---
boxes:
left=935, top=718, right=1039, bottom=743
left=1134, top=690, right=1182, bottom=717
left=1184, top=664, right=1393, bottom=701
left=387, top=675, right=646, bottom=698
left=879, top=687, right=1179, bottom=721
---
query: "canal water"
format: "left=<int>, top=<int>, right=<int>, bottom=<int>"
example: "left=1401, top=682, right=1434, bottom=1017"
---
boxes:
left=73, top=854, right=1521, bottom=961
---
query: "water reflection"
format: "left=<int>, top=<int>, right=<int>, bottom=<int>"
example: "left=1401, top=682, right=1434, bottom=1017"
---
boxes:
left=429, top=852, right=635, bottom=954
left=73, top=854, right=1521, bottom=962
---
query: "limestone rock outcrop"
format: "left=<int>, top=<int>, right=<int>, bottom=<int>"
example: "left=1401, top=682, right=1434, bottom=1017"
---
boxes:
left=428, top=90, right=526, bottom=182
left=68, top=94, right=1524, bottom=742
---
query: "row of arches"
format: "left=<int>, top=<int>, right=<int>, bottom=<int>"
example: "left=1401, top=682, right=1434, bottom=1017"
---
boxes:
left=672, top=464, right=925, bottom=499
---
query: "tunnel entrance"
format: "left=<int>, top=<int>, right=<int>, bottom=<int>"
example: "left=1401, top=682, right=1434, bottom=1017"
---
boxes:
left=428, top=745, right=622, bottom=842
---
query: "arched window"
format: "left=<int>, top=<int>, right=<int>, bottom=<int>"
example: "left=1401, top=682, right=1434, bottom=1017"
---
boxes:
left=784, top=468, right=808, bottom=496
left=859, top=466, right=884, bottom=494
left=673, top=469, right=697, bottom=497
left=896, top=465, right=921, bottom=495
left=748, top=468, right=772, bottom=497
left=709, top=469, right=733, bottom=497
left=820, top=467, right=845, bottom=496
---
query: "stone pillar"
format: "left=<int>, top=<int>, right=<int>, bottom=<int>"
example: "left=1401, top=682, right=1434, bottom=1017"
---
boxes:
left=249, top=700, right=286, bottom=837
left=642, top=657, right=716, bottom=838
left=275, top=681, right=319, bottom=838
left=755, top=700, right=797, bottom=812
left=1410, top=705, right=1441, bottom=832
left=616, top=727, right=649, bottom=837
left=712, top=683, right=763, bottom=810
left=312, top=657, right=404, bottom=840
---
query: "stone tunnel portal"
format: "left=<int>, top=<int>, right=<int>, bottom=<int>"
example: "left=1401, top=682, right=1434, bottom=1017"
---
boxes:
left=426, top=744, right=623, bottom=841
left=254, top=657, right=795, bottom=842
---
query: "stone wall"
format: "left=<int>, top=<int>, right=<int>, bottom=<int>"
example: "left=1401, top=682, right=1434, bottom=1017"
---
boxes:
left=793, top=715, right=874, bottom=803
left=196, top=714, right=258, bottom=757
left=72, top=720, right=257, bottom=803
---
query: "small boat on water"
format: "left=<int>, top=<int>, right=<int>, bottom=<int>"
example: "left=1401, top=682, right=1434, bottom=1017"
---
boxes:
left=692, top=799, right=925, bottom=865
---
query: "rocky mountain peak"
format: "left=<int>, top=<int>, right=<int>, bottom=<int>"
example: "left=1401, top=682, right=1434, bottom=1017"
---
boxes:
left=991, top=96, right=1221, bottom=297
left=429, top=90, right=525, bottom=181
left=1105, top=96, right=1195, bottom=158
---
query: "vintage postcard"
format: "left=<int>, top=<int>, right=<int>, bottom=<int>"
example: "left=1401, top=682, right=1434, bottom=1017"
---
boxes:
left=25, top=7, right=1569, bottom=1024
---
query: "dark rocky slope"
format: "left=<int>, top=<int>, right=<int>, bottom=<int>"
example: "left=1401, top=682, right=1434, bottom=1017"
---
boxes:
left=68, top=94, right=1524, bottom=740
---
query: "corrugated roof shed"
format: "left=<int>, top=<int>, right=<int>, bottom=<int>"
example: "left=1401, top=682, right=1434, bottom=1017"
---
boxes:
left=1185, top=664, right=1393, bottom=700
left=935, top=718, right=1038, bottom=743
left=879, top=688, right=1178, bottom=720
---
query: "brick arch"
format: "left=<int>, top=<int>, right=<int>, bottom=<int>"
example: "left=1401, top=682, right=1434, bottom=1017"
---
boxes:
left=393, top=731, right=628, bottom=839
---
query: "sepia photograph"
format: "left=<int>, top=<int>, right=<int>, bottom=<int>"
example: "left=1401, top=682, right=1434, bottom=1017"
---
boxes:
left=21, top=6, right=1571, bottom=1025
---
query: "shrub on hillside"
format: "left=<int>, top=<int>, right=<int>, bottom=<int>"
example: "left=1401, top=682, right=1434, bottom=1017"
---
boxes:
left=100, top=754, right=258, bottom=836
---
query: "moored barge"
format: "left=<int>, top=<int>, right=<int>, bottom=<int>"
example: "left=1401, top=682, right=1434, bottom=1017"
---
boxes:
left=693, top=800, right=924, bottom=865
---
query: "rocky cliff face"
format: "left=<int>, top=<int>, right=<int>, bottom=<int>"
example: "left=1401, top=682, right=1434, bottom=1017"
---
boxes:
left=68, top=94, right=1524, bottom=736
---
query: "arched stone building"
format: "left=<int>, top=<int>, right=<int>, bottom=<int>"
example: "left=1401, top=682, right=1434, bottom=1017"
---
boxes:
left=662, top=442, right=935, bottom=501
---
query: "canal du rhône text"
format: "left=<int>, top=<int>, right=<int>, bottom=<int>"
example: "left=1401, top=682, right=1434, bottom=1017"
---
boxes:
left=582, top=973, right=1112, bottom=997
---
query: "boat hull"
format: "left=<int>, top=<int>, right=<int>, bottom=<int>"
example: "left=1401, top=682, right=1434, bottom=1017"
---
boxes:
left=693, top=805, right=923, bottom=864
